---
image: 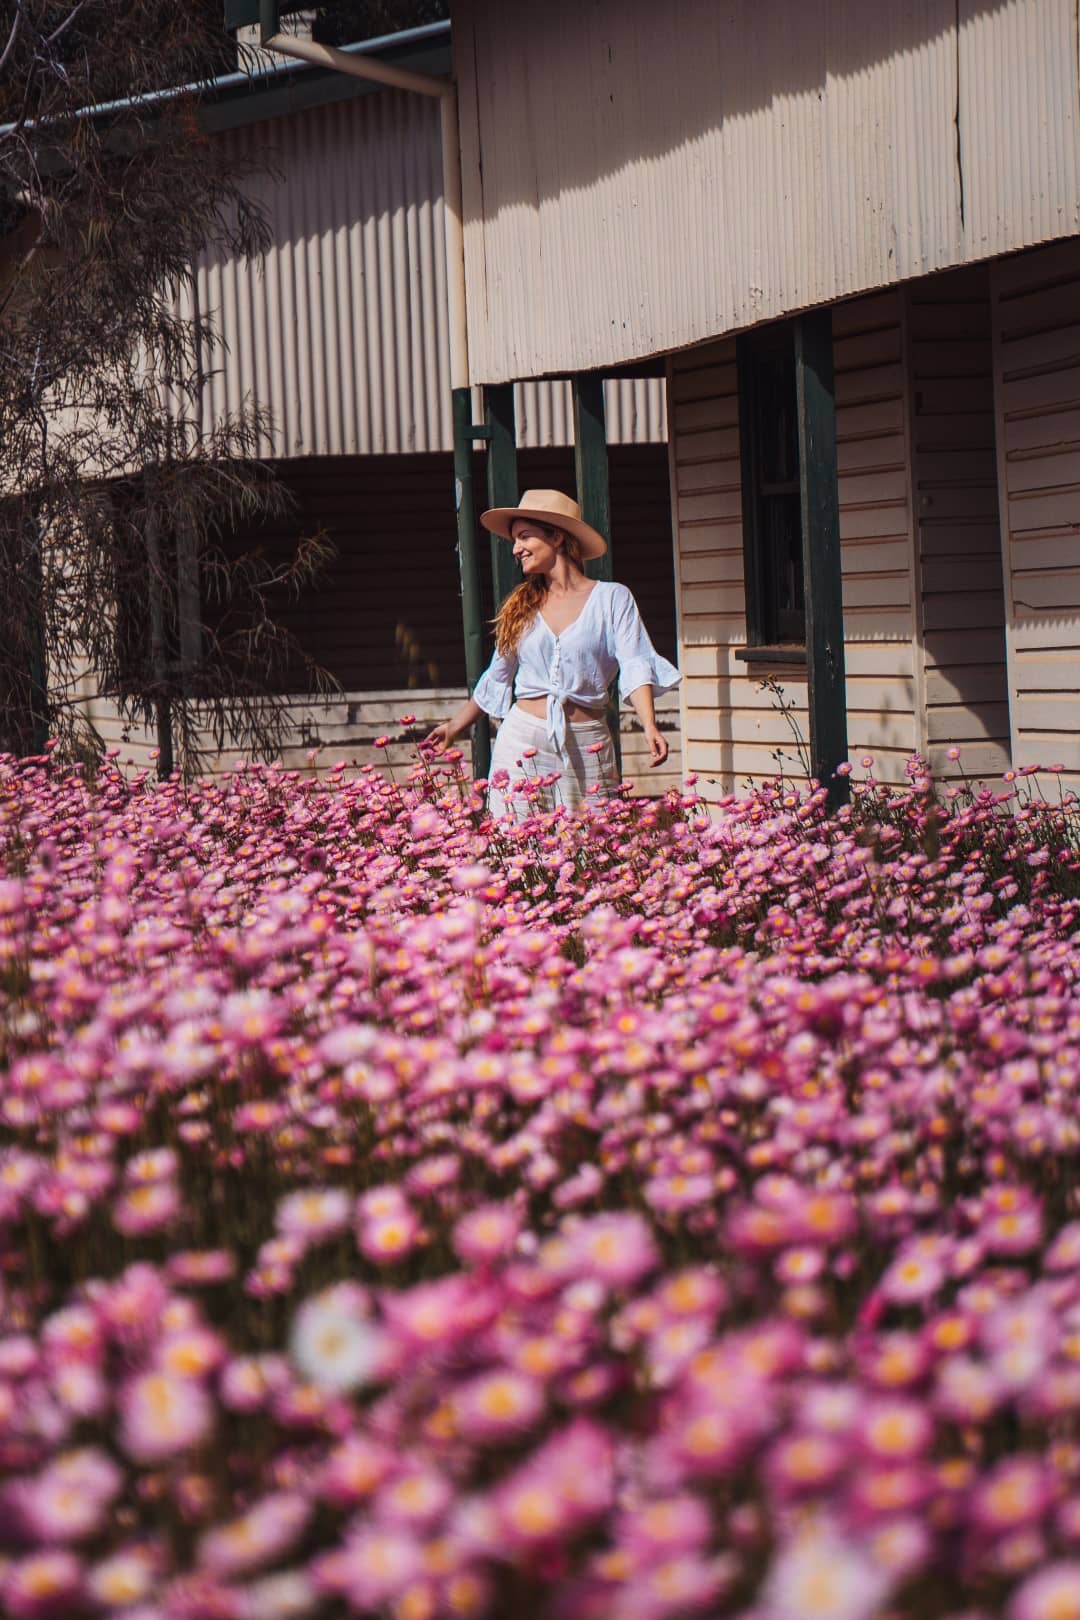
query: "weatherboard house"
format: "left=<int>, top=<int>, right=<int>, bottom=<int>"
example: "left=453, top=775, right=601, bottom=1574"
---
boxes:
left=433, top=0, right=1080, bottom=806
left=45, top=0, right=1080, bottom=802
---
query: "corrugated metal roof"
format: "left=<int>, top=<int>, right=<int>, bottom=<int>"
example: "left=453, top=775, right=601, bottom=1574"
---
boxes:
left=454, top=0, right=1080, bottom=384
left=187, top=91, right=666, bottom=456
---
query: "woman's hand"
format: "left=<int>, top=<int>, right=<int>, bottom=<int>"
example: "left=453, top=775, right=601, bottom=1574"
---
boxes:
left=644, top=725, right=669, bottom=767
left=422, top=721, right=456, bottom=754
left=423, top=698, right=482, bottom=755
left=627, top=685, right=668, bottom=768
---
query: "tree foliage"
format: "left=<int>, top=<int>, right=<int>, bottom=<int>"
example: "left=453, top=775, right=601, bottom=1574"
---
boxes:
left=0, top=0, right=335, bottom=775
left=314, top=0, right=448, bottom=46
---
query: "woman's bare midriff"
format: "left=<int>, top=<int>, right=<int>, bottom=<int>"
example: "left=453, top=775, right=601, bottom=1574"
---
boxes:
left=514, top=697, right=607, bottom=724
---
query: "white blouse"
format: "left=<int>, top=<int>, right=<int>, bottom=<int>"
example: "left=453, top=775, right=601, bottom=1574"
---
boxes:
left=473, top=580, right=681, bottom=752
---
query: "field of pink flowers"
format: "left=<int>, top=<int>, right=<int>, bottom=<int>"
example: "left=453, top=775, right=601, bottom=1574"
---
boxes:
left=0, top=741, right=1079, bottom=1620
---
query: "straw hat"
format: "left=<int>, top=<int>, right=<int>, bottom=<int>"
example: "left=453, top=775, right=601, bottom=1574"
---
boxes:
left=480, top=489, right=607, bottom=560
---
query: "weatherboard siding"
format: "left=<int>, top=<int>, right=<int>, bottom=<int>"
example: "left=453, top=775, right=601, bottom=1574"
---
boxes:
left=992, top=236, right=1080, bottom=790
left=907, top=265, right=1012, bottom=782
left=670, top=292, right=919, bottom=803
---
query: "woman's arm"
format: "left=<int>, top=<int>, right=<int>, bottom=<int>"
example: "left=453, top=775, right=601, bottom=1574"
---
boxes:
left=626, top=684, right=668, bottom=767
left=426, top=642, right=520, bottom=753
left=609, top=584, right=680, bottom=769
left=424, top=695, right=483, bottom=753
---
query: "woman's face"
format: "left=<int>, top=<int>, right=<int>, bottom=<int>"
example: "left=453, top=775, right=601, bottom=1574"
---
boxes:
left=511, top=518, right=562, bottom=576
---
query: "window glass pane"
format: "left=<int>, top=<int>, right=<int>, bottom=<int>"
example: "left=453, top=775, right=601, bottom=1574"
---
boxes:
left=754, top=345, right=799, bottom=489
left=737, top=321, right=807, bottom=648
left=761, top=492, right=803, bottom=640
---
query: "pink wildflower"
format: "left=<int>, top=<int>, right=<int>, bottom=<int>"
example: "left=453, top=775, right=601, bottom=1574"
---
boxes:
left=332, top=1525, right=424, bottom=1609
left=859, top=1397, right=934, bottom=1462
left=766, top=1430, right=848, bottom=1498
left=382, top=1276, right=495, bottom=1351
left=275, top=1186, right=351, bottom=1245
left=167, top=1250, right=237, bottom=1286
left=198, top=1491, right=312, bottom=1579
left=357, top=1207, right=423, bottom=1264
left=112, top=1177, right=182, bottom=1236
left=219, top=1354, right=291, bottom=1414
left=120, top=1369, right=214, bottom=1464
left=494, top=1421, right=614, bottom=1546
left=653, top=1267, right=728, bottom=1320
left=935, top=1356, right=1005, bottom=1424
left=86, top=1545, right=159, bottom=1609
left=453, top=1369, right=546, bottom=1442
left=375, top=1464, right=454, bottom=1529
left=40, top=1305, right=102, bottom=1365
left=452, top=1202, right=522, bottom=1265
left=565, top=1212, right=660, bottom=1289
left=970, top=1456, right=1059, bottom=1534
left=878, top=1248, right=947, bottom=1306
left=155, top=1327, right=227, bottom=1382
left=762, top=1516, right=894, bottom=1620
left=95, top=1262, right=169, bottom=1350
left=2, top=1549, right=84, bottom=1618
left=615, top=1494, right=712, bottom=1561
left=1045, top=1223, right=1080, bottom=1273
left=319, top=1434, right=395, bottom=1506
left=15, top=1447, right=122, bottom=1543
left=1009, top=1563, right=1080, bottom=1620
left=622, top=1553, right=735, bottom=1617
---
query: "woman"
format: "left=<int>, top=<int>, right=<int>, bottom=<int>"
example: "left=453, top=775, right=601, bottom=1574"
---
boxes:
left=425, top=489, right=680, bottom=817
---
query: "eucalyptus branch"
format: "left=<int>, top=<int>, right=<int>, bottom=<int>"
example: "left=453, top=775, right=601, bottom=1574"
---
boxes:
left=0, top=4, right=24, bottom=80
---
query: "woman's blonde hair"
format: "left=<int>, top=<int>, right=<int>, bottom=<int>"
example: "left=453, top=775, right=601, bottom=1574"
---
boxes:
left=493, top=525, right=587, bottom=654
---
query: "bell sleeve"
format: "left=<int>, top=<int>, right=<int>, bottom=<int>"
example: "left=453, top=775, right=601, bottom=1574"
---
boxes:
left=472, top=646, right=518, bottom=719
left=609, top=583, right=682, bottom=706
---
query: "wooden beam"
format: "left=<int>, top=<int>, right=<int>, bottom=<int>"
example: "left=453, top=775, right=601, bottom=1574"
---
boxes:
left=484, top=384, right=522, bottom=610
left=572, top=373, right=621, bottom=774
left=452, top=385, right=490, bottom=778
left=143, top=503, right=174, bottom=780
left=572, top=373, right=612, bottom=584
left=795, top=309, right=849, bottom=808
left=259, top=0, right=280, bottom=45
left=735, top=333, right=766, bottom=646
left=176, top=527, right=202, bottom=699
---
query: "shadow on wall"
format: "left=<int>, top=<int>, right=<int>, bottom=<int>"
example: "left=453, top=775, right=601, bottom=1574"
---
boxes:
left=457, top=0, right=1021, bottom=210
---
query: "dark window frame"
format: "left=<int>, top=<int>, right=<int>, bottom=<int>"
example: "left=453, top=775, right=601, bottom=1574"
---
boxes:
left=736, top=321, right=807, bottom=656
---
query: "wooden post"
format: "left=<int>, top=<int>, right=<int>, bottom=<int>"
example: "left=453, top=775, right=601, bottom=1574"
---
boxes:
left=24, top=516, right=49, bottom=755
left=484, top=383, right=522, bottom=609
left=144, top=502, right=174, bottom=780
left=176, top=526, right=202, bottom=696
left=572, top=373, right=620, bottom=775
left=572, top=374, right=613, bottom=585
left=795, top=310, right=849, bottom=809
left=258, top=0, right=280, bottom=44
left=452, top=385, right=490, bottom=778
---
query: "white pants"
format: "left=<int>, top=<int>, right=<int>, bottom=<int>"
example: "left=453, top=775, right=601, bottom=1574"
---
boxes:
left=487, top=705, right=617, bottom=819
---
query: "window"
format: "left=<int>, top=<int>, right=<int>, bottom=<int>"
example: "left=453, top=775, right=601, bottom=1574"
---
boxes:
left=737, top=322, right=806, bottom=649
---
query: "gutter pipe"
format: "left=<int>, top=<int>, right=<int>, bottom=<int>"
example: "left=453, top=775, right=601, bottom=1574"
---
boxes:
left=0, top=21, right=452, bottom=135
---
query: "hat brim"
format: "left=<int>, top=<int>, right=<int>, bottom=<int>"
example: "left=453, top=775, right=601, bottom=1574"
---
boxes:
left=480, top=505, right=607, bottom=560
